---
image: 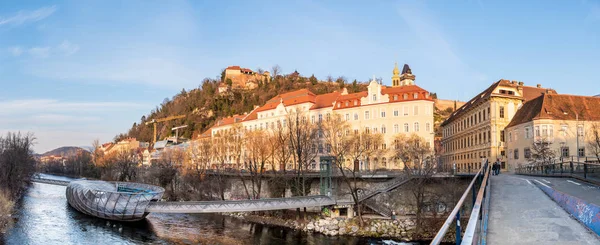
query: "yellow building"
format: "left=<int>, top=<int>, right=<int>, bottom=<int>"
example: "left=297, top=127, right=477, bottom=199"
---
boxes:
left=207, top=64, right=435, bottom=171
left=505, top=94, right=600, bottom=169
left=440, top=80, right=556, bottom=172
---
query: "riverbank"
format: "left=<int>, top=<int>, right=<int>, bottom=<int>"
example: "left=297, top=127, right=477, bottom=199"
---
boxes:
left=0, top=190, right=14, bottom=234
left=225, top=212, right=417, bottom=242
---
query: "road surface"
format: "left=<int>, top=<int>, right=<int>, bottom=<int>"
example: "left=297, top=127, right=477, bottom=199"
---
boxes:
left=487, top=174, right=599, bottom=245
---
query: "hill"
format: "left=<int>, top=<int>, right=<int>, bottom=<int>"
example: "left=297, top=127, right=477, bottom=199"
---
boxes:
left=117, top=70, right=370, bottom=143
left=37, top=146, right=89, bottom=157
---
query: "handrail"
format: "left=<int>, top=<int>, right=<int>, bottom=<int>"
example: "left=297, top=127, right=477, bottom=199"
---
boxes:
left=461, top=161, right=491, bottom=244
left=430, top=159, right=488, bottom=245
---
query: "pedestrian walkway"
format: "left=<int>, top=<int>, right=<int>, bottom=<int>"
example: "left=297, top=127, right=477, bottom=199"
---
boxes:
left=487, top=174, right=599, bottom=245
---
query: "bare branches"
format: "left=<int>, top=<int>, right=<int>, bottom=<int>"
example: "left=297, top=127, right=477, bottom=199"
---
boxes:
left=587, top=123, right=600, bottom=160
left=530, top=137, right=555, bottom=165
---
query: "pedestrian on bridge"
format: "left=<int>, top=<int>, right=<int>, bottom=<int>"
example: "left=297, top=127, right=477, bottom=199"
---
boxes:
left=493, top=160, right=501, bottom=175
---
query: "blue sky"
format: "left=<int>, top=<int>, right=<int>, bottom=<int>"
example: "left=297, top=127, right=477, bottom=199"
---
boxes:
left=1, top=0, right=599, bottom=153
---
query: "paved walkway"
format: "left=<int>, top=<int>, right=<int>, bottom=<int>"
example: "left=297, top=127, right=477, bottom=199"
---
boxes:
left=487, top=174, right=599, bottom=245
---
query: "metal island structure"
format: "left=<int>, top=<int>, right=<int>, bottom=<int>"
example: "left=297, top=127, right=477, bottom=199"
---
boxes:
left=66, top=180, right=165, bottom=221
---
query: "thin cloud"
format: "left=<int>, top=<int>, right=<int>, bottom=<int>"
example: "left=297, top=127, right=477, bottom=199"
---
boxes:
left=0, top=99, right=146, bottom=113
left=9, top=46, right=23, bottom=56
left=0, top=5, right=57, bottom=26
left=28, top=47, right=50, bottom=58
left=587, top=4, right=600, bottom=22
left=58, top=40, right=80, bottom=56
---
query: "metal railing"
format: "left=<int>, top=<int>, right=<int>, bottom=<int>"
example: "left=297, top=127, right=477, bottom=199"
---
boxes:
left=431, top=159, right=491, bottom=245
left=515, top=159, right=600, bottom=184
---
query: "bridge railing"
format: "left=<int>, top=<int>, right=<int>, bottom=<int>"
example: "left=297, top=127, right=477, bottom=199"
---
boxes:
left=515, top=158, right=600, bottom=183
left=431, top=159, right=491, bottom=245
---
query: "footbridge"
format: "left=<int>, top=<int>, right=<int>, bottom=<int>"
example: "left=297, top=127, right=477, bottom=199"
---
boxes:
left=31, top=176, right=335, bottom=221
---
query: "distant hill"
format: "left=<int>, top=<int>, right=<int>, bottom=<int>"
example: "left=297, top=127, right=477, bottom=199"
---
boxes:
left=37, top=146, right=89, bottom=157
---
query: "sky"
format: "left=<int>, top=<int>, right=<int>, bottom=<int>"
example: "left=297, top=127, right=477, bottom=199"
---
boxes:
left=1, top=0, right=599, bottom=153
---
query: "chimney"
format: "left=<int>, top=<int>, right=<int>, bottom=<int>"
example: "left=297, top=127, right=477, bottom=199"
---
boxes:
left=511, top=80, right=517, bottom=84
left=537, top=84, right=541, bottom=88
left=518, top=81, right=524, bottom=86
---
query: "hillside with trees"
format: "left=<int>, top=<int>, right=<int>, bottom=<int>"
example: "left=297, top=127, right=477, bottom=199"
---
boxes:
left=117, top=66, right=370, bottom=143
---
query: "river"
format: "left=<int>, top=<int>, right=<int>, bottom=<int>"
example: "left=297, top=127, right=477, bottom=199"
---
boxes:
left=1, top=175, right=419, bottom=245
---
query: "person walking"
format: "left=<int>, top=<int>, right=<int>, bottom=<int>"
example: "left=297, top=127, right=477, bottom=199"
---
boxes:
left=494, top=160, right=501, bottom=175
left=491, top=161, right=497, bottom=175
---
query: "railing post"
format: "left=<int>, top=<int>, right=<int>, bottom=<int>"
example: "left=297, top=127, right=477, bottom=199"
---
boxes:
left=570, top=161, right=574, bottom=174
left=560, top=162, right=563, bottom=175
left=456, top=210, right=462, bottom=244
left=584, top=163, right=588, bottom=179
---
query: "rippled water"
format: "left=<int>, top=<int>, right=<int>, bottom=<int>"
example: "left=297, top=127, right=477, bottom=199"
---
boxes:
left=2, top=175, right=417, bottom=245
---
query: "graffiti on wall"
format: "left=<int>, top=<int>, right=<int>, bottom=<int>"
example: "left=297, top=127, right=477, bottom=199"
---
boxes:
left=536, top=182, right=600, bottom=236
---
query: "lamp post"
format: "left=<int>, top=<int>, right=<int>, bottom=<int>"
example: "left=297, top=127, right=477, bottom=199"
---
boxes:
left=576, top=113, right=580, bottom=163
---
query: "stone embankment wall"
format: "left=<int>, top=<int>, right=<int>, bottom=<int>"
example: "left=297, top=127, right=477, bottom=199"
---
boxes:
left=227, top=212, right=416, bottom=242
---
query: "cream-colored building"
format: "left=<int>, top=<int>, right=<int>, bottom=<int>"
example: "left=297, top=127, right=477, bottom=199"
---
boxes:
left=223, top=65, right=271, bottom=90
left=440, top=80, right=556, bottom=172
left=207, top=64, right=435, bottom=171
left=505, top=94, right=600, bottom=169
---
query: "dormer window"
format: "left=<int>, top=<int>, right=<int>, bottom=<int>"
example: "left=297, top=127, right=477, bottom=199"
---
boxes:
left=403, top=94, right=408, bottom=100
left=413, top=93, right=418, bottom=99
left=354, top=100, right=357, bottom=106
left=345, top=101, right=349, bottom=106
left=394, top=95, right=398, bottom=100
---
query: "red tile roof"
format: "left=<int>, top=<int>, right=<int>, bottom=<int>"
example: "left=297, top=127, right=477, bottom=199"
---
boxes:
left=441, top=79, right=557, bottom=126
left=311, top=92, right=341, bottom=109
left=507, top=94, right=600, bottom=128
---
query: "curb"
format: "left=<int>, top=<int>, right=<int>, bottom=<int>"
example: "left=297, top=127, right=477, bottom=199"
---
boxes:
left=533, top=180, right=600, bottom=236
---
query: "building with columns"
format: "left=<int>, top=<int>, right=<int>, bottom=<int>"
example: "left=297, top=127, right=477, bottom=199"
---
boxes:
left=440, top=80, right=556, bottom=172
left=505, top=94, right=600, bottom=169
left=206, top=64, right=435, bottom=171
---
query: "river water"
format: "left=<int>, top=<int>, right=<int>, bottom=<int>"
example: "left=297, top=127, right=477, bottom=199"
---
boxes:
left=2, top=175, right=418, bottom=245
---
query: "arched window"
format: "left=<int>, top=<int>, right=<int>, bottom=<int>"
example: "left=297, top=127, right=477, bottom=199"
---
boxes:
left=404, top=123, right=409, bottom=132
left=426, top=123, right=431, bottom=132
left=414, top=122, right=419, bottom=132
left=382, top=157, right=387, bottom=169
left=394, top=124, right=399, bottom=133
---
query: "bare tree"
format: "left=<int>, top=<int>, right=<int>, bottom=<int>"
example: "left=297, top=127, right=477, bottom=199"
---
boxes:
left=271, top=65, right=281, bottom=78
left=245, top=129, right=273, bottom=199
left=286, top=108, right=319, bottom=219
left=393, top=133, right=434, bottom=235
left=114, top=149, right=139, bottom=182
left=530, top=137, right=556, bottom=166
left=587, top=123, right=600, bottom=161
left=0, top=132, right=37, bottom=198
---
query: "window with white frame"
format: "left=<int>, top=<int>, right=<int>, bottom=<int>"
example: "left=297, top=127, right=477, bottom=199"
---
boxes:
left=414, top=106, right=419, bottom=115
left=381, top=110, right=386, bottom=118
left=542, top=125, right=548, bottom=137
left=413, top=93, right=418, bottom=99
left=403, top=106, right=409, bottom=116
left=404, top=123, right=409, bottom=132
left=365, top=111, right=370, bottom=120
left=414, top=122, right=419, bottom=132
left=403, top=94, right=408, bottom=100
left=394, top=109, right=399, bottom=117
left=578, top=125, right=584, bottom=137
left=426, top=123, right=431, bottom=132
left=394, top=124, right=399, bottom=133
left=561, top=125, right=568, bottom=136
left=345, top=114, right=350, bottom=121
left=354, top=113, right=358, bottom=120
left=381, top=125, right=386, bottom=134
left=535, top=126, right=540, bottom=137
left=525, top=127, right=531, bottom=139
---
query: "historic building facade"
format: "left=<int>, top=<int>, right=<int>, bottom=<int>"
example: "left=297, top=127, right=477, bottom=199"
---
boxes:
left=505, top=94, right=600, bottom=169
left=440, top=80, right=556, bottom=172
left=207, top=64, right=435, bottom=171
